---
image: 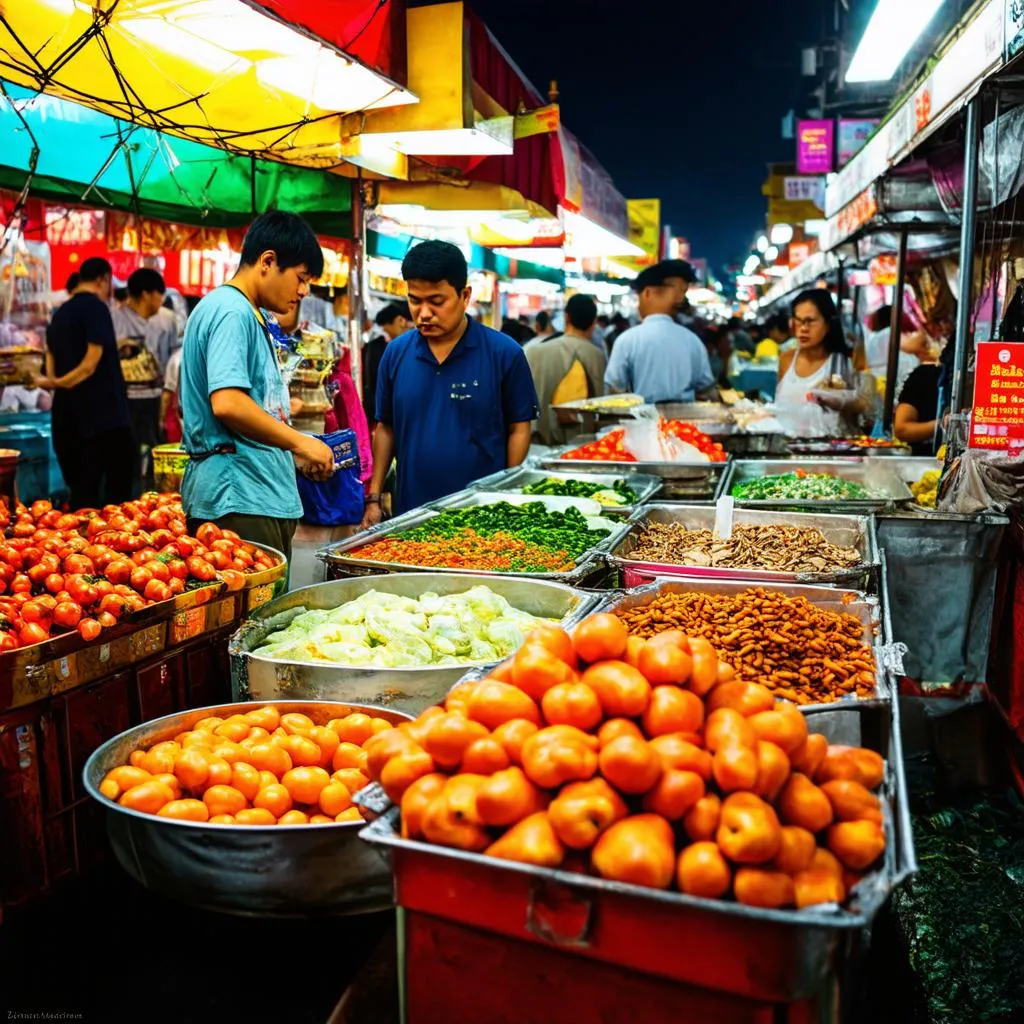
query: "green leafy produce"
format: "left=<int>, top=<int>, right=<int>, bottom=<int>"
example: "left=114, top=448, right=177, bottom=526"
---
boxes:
left=892, top=786, right=1024, bottom=1022
left=731, top=472, right=872, bottom=501
left=522, top=476, right=638, bottom=506
left=254, top=586, right=557, bottom=666
left=400, top=502, right=610, bottom=561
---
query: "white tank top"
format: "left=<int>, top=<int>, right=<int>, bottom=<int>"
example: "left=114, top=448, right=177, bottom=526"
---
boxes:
left=775, top=353, right=832, bottom=406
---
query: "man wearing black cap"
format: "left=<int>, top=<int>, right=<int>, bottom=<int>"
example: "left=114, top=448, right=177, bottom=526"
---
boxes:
left=604, top=260, right=713, bottom=403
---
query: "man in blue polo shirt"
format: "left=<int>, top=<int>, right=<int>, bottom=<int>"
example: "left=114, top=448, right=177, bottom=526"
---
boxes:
left=361, top=240, right=538, bottom=523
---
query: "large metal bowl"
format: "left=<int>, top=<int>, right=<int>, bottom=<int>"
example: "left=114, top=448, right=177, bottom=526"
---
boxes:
left=230, top=573, right=600, bottom=714
left=83, top=699, right=410, bottom=918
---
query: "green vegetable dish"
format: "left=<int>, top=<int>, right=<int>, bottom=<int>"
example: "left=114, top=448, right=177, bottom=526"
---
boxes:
left=521, top=477, right=638, bottom=506
left=731, top=472, right=872, bottom=501
left=254, top=586, right=558, bottom=667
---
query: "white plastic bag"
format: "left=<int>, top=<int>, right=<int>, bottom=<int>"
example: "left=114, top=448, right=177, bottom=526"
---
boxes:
left=620, top=419, right=710, bottom=463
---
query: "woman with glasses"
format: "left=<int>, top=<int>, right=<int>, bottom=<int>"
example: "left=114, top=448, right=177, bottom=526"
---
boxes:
left=776, top=290, right=864, bottom=435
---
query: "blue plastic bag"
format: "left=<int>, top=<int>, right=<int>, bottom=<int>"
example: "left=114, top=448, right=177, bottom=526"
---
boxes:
left=295, top=429, right=364, bottom=526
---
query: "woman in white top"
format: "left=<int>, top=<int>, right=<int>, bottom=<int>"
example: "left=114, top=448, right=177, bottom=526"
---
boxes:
left=776, top=290, right=863, bottom=435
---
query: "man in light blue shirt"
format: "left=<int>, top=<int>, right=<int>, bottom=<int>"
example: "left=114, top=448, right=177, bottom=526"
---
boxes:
left=179, top=211, right=335, bottom=561
left=604, top=262, right=714, bottom=403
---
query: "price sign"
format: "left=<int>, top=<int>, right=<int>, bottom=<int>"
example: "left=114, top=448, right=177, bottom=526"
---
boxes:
left=969, top=342, right=1024, bottom=450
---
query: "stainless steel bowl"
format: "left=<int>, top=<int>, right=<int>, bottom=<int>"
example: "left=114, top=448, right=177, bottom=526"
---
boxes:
left=230, top=573, right=600, bottom=715
left=83, top=700, right=410, bottom=918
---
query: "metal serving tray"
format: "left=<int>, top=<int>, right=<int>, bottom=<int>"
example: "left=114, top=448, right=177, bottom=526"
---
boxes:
left=541, top=442, right=731, bottom=485
left=602, top=576, right=889, bottom=706
left=550, top=392, right=646, bottom=415
left=468, top=466, right=663, bottom=516
left=83, top=700, right=412, bottom=918
left=609, top=504, right=879, bottom=587
left=318, top=503, right=632, bottom=582
left=229, top=573, right=599, bottom=715
left=358, top=700, right=914, bottom=1005
left=725, top=458, right=913, bottom=512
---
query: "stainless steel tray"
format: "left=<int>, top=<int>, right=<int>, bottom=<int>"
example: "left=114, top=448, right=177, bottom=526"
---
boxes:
left=609, top=504, right=879, bottom=586
left=654, top=401, right=735, bottom=423
left=82, top=699, right=412, bottom=918
left=602, top=576, right=889, bottom=707
left=229, top=573, right=599, bottom=715
left=541, top=443, right=731, bottom=484
left=357, top=699, right=914, bottom=1004
left=726, top=458, right=913, bottom=511
left=550, top=392, right=646, bottom=414
left=468, top=466, right=663, bottom=516
left=318, top=503, right=632, bottom=582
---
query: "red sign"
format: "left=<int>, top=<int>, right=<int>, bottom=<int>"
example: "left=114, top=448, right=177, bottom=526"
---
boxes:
left=788, top=243, right=811, bottom=269
left=970, top=342, right=1024, bottom=451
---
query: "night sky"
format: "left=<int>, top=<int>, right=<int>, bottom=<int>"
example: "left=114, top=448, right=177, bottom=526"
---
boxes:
left=471, top=0, right=825, bottom=275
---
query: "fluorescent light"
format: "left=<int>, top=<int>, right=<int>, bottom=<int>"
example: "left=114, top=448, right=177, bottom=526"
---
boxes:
left=764, top=266, right=790, bottom=277
left=736, top=274, right=767, bottom=286
left=561, top=209, right=645, bottom=259
left=756, top=235, right=769, bottom=253
left=845, top=0, right=943, bottom=83
left=742, top=255, right=760, bottom=275
left=764, top=245, right=779, bottom=262
left=770, top=224, right=794, bottom=245
left=803, top=219, right=827, bottom=236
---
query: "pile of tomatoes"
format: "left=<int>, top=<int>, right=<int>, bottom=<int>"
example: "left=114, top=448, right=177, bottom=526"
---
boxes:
left=561, top=420, right=727, bottom=463
left=100, top=705, right=394, bottom=825
left=370, top=613, right=887, bottom=911
left=0, top=493, right=279, bottom=651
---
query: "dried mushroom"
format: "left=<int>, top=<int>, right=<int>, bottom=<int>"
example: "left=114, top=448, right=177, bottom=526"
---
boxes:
left=628, top=523, right=862, bottom=574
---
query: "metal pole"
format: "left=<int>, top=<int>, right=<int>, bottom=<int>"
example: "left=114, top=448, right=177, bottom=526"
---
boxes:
left=882, top=228, right=909, bottom=435
left=952, top=95, right=982, bottom=412
left=349, top=172, right=366, bottom=402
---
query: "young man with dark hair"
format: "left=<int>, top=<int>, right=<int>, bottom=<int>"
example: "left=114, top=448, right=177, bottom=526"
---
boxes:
left=361, top=240, right=538, bottom=525
left=526, top=293, right=607, bottom=446
left=114, top=268, right=180, bottom=489
left=39, top=256, right=134, bottom=507
left=362, top=301, right=411, bottom=426
left=179, top=210, right=335, bottom=561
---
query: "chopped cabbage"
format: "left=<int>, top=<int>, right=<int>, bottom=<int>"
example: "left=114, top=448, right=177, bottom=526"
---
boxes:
left=253, top=585, right=560, bottom=668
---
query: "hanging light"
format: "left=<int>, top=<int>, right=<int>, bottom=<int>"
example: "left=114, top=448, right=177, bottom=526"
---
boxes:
left=845, top=0, right=943, bottom=83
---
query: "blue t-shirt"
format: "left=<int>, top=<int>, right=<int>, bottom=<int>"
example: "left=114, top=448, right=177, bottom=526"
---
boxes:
left=376, top=318, right=538, bottom=514
left=179, top=285, right=301, bottom=521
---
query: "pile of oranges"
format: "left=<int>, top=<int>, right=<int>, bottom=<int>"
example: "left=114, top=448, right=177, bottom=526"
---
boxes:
left=367, top=614, right=888, bottom=911
left=99, top=705, right=396, bottom=825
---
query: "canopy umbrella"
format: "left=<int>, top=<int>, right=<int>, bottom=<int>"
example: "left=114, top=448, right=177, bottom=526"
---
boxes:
left=0, top=82, right=353, bottom=236
left=0, top=0, right=416, bottom=168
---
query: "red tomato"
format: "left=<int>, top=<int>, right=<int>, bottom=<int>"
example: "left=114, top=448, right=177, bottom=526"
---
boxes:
left=21, top=601, right=47, bottom=623
left=132, top=548, right=159, bottom=566
left=44, top=573, right=65, bottom=595
left=93, top=580, right=114, bottom=599
left=168, top=519, right=187, bottom=538
left=21, top=546, right=42, bottom=567
left=62, top=553, right=94, bottom=575
left=186, top=557, right=218, bottom=581
left=19, top=622, right=48, bottom=646
left=207, top=550, right=231, bottom=571
left=66, top=575, right=100, bottom=608
left=11, top=574, right=31, bottom=594
left=0, top=546, right=23, bottom=571
left=34, top=594, right=57, bottom=613
left=104, top=559, right=133, bottom=585
left=196, top=523, right=222, bottom=547
left=165, top=558, right=189, bottom=580
left=0, top=632, right=19, bottom=651
left=52, top=601, right=82, bottom=629
left=144, top=578, right=172, bottom=603
left=167, top=577, right=185, bottom=596
left=77, top=618, right=102, bottom=641
left=147, top=560, right=171, bottom=583
left=96, top=611, right=118, bottom=629
left=150, top=530, right=174, bottom=549
left=98, top=594, right=126, bottom=619
left=130, top=566, right=153, bottom=592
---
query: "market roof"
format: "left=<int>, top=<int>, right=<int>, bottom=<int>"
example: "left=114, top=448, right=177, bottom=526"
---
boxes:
left=822, top=0, right=1004, bottom=250
left=0, top=83, right=352, bottom=236
left=0, top=0, right=416, bottom=169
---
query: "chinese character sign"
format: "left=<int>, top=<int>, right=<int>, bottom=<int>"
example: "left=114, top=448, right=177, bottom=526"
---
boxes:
left=783, top=176, right=826, bottom=208
left=797, top=120, right=834, bottom=175
left=970, top=342, right=1024, bottom=450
